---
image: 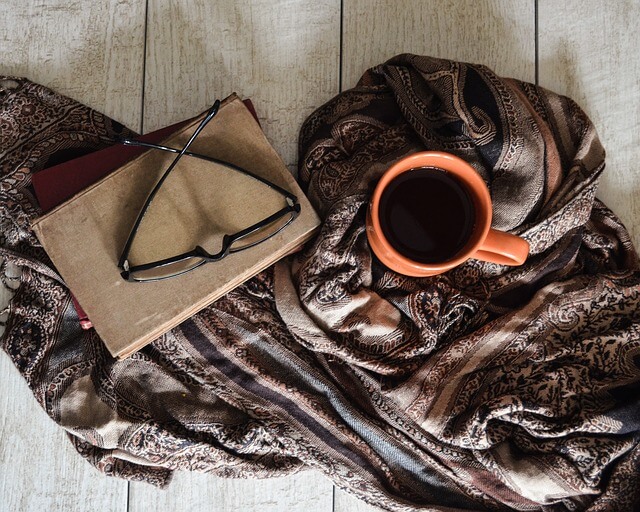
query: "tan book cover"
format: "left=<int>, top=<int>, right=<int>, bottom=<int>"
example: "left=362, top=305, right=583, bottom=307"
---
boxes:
left=32, top=95, right=320, bottom=359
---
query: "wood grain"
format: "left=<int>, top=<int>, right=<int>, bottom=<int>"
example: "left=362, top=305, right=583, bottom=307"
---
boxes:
left=3, top=1, right=637, bottom=511
left=337, top=2, right=536, bottom=510
left=144, top=0, right=341, bottom=172
left=342, top=0, right=535, bottom=89
left=138, top=0, right=339, bottom=508
left=0, top=0, right=146, bottom=131
left=334, top=490, right=386, bottom=512
left=0, top=1, right=144, bottom=510
left=129, top=470, right=333, bottom=512
left=0, top=350, right=127, bottom=512
left=539, top=0, right=640, bottom=248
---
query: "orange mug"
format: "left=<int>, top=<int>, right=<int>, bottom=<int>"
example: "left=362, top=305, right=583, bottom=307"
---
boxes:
left=366, top=151, right=529, bottom=277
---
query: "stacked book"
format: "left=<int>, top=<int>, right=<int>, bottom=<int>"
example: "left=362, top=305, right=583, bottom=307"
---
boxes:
left=32, top=94, right=320, bottom=359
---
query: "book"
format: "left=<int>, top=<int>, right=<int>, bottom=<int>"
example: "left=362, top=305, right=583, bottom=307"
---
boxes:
left=33, top=120, right=191, bottom=329
left=32, top=99, right=259, bottom=330
left=32, top=94, right=320, bottom=359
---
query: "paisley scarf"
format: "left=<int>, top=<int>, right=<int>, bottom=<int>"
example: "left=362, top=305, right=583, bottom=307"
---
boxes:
left=1, top=55, right=639, bottom=511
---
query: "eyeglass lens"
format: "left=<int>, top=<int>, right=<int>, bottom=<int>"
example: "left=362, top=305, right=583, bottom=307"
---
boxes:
left=128, top=257, right=207, bottom=282
left=229, top=210, right=297, bottom=252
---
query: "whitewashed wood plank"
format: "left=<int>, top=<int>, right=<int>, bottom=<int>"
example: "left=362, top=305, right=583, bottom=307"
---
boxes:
left=334, top=489, right=386, bottom=512
left=0, top=1, right=145, bottom=511
left=130, top=470, right=333, bottom=512
left=143, top=0, right=341, bottom=172
left=138, top=1, right=339, bottom=510
left=0, top=259, right=125, bottom=511
left=342, top=0, right=535, bottom=89
left=0, top=0, right=146, bottom=131
left=539, top=0, right=640, bottom=249
left=0, top=352, right=128, bottom=512
left=337, top=2, right=535, bottom=510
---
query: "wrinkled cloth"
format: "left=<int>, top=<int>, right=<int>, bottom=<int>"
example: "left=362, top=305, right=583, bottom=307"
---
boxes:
left=1, top=55, right=640, bottom=511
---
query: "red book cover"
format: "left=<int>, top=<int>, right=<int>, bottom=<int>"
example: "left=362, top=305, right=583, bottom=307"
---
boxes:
left=33, top=100, right=259, bottom=211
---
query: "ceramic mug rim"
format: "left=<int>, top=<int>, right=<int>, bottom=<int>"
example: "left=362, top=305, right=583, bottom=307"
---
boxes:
left=368, top=151, right=492, bottom=274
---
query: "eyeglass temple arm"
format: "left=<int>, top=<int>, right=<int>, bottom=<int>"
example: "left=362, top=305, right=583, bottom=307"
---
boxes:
left=118, top=139, right=296, bottom=202
left=118, top=100, right=221, bottom=270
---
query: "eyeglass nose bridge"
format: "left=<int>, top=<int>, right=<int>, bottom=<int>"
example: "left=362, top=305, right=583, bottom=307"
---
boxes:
left=193, top=239, right=232, bottom=262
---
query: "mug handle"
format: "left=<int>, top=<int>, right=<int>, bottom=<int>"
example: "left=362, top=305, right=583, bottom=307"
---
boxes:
left=472, top=229, right=530, bottom=266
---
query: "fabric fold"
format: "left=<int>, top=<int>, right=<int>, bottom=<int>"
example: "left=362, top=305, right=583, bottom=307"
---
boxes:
left=2, top=55, right=640, bottom=511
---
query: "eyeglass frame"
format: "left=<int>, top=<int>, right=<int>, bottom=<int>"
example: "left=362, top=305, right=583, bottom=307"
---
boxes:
left=116, top=100, right=301, bottom=282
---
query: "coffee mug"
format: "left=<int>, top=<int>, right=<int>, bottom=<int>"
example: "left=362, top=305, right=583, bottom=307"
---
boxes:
left=366, top=151, right=530, bottom=277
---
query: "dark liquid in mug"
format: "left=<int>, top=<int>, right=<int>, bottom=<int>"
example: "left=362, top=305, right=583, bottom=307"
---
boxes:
left=378, top=167, right=476, bottom=263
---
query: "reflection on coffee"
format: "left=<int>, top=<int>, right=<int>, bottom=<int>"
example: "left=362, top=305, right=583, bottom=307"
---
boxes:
left=378, top=167, right=476, bottom=263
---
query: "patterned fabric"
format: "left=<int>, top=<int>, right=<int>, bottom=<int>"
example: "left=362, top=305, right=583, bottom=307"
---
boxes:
left=1, top=55, right=640, bottom=511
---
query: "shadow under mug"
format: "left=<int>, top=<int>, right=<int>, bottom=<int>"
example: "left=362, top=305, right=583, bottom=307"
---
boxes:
left=366, top=151, right=530, bottom=277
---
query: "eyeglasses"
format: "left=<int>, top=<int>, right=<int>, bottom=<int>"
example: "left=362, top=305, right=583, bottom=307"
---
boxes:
left=116, top=100, right=300, bottom=282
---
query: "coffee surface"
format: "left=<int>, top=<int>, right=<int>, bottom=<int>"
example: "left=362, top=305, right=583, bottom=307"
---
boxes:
left=378, top=167, right=475, bottom=263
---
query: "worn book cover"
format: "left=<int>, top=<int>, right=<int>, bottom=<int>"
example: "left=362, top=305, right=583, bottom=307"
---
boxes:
left=32, top=117, right=193, bottom=329
left=32, top=94, right=320, bottom=359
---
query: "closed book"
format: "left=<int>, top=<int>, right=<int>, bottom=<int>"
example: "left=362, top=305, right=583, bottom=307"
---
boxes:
left=32, top=119, right=192, bottom=329
left=32, top=94, right=320, bottom=359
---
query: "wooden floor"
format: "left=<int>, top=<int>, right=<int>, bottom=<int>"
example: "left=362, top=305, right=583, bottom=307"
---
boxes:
left=1, top=1, right=639, bottom=511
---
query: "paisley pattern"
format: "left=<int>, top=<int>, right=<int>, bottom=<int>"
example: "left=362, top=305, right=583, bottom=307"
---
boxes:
left=2, top=55, right=640, bottom=511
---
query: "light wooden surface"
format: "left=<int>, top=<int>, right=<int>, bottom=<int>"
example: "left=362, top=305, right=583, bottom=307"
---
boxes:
left=342, top=0, right=535, bottom=89
left=1, top=1, right=639, bottom=511
left=144, top=0, right=341, bottom=171
left=539, top=0, right=640, bottom=249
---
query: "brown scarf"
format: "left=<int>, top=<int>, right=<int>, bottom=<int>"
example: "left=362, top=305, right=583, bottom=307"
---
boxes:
left=1, top=55, right=640, bottom=511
